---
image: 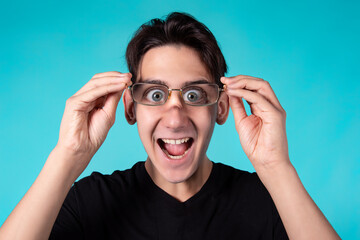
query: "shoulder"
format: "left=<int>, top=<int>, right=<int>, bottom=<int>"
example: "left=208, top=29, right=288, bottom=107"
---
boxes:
left=212, top=163, right=288, bottom=239
left=213, top=162, right=260, bottom=185
left=213, top=162, right=271, bottom=200
left=73, top=161, right=144, bottom=195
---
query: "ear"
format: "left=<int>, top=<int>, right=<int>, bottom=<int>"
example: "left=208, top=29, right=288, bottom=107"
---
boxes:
left=123, top=89, right=136, bottom=125
left=216, top=92, right=229, bottom=125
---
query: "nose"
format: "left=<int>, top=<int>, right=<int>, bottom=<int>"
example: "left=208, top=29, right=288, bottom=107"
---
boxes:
left=162, top=90, right=189, bottom=130
left=167, top=89, right=184, bottom=108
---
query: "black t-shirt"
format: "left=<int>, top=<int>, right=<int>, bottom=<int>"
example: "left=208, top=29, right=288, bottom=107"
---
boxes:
left=50, top=161, right=289, bottom=239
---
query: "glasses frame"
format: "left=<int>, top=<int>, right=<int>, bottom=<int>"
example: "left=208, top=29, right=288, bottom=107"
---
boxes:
left=128, top=82, right=225, bottom=106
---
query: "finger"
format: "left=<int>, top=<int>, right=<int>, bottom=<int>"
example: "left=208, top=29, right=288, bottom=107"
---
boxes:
left=92, top=71, right=125, bottom=78
left=221, top=75, right=263, bottom=81
left=74, top=74, right=132, bottom=97
left=74, top=75, right=131, bottom=97
left=222, top=76, right=283, bottom=111
left=225, top=87, right=279, bottom=119
left=101, top=89, right=124, bottom=125
left=228, top=95, right=248, bottom=124
left=93, top=96, right=107, bottom=109
left=70, top=82, right=128, bottom=112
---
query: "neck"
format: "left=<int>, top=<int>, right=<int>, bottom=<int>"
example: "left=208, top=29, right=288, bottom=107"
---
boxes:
left=145, top=158, right=213, bottom=202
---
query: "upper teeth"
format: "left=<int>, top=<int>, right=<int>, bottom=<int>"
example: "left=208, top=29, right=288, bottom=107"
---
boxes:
left=162, top=138, right=190, bottom=144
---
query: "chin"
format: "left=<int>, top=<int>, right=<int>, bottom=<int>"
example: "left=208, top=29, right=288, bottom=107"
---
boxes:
left=143, top=128, right=212, bottom=185
left=147, top=149, right=208, bottom=187
left=161, top=166, right=197, bottom=184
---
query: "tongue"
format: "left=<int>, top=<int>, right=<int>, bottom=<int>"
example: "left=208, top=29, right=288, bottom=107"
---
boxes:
left=163, top=143, right=188, bottom=156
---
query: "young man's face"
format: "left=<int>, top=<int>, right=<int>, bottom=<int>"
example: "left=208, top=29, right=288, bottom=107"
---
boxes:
left=124, top=45, right=228, bottom=184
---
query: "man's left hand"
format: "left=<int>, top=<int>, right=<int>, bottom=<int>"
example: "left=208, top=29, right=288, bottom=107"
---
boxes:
left=221, top=75, right=290, bottom=171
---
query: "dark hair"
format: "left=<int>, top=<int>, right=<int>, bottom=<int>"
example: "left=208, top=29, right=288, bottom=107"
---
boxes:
left=126, top=12, right=227, bottom=86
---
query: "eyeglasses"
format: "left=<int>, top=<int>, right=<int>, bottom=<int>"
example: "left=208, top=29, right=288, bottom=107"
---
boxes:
left=128, top=83, right=224, bottom=106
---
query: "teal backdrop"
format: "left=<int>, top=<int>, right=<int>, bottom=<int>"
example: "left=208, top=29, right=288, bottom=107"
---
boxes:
left=0, top=0, right=359, bottom=238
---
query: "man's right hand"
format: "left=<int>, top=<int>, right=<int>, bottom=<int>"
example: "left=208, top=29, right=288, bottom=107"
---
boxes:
left=56, top=71, right=132, bottom=171
left=0, top=71, right=133, bottom=240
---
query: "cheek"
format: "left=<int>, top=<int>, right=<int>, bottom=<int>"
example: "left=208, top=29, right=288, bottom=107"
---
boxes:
left=190, top=106, right=217, bottom=138
left=135, top=107, right=160, bottom=145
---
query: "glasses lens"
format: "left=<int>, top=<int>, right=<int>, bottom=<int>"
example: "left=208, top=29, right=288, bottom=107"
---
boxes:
left=182, top=84, right=219, bottom=106
left=132, top=83, right=168, bottom=105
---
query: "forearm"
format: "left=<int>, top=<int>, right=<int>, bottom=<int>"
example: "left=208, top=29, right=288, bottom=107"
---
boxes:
left=256, top=160, right=340, bottom=240
left=0, top=147, right=88, bottom=240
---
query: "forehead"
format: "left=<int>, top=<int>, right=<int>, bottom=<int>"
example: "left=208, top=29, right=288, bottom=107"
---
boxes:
left=137, top=45, right=213, bottom=87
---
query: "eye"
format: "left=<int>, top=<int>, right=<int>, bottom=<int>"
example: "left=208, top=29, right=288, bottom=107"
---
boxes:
left=145, top=89, right=166, bottom=102
left=183, top=87, right=207, bottom=104
left=185, top=90, right=200, bottom=102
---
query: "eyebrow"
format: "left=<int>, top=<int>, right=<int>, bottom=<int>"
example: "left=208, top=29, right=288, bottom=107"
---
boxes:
left=139, top=78, right=211, bottom=87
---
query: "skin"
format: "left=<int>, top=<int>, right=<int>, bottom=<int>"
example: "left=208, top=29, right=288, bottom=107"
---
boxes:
left=0, top=44, right=340, bottom=239
left=123, top=45, right=229, bottom=202
left=0, top=71, right=133, bottom=239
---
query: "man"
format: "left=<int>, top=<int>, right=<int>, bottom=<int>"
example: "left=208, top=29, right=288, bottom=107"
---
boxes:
left=0, top=12, right=340, bottom=239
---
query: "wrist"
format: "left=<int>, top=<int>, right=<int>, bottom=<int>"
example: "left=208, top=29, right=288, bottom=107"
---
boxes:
left=254, top=157, right=296, bottom=186
left=253, top=154, right=292, bottom=173
left=49, top=145, right=93, bottom=182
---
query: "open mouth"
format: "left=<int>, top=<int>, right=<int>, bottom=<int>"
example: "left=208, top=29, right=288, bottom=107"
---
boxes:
left=157, top=137, right=194, bottom=159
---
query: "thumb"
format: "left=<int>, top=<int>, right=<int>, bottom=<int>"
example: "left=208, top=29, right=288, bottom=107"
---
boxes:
left=229, top=95, right=248, bottom=125
left=102, top=88, right=124, bottom=125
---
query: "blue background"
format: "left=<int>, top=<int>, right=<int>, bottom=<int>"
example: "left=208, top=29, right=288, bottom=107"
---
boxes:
left=0, top=0, right=359, bottom=238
